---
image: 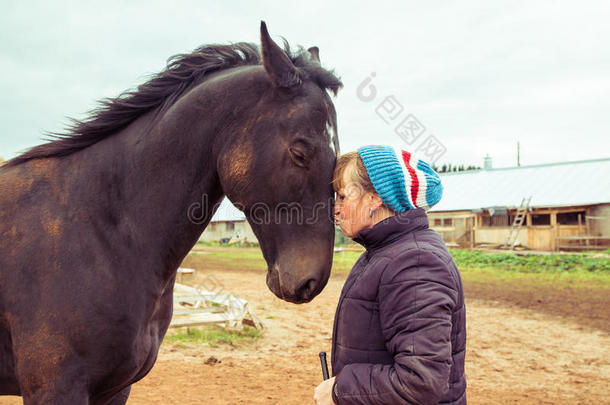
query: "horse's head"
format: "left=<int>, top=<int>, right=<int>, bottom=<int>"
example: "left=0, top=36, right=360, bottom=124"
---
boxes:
left=217, top=22, right=342, bottom=303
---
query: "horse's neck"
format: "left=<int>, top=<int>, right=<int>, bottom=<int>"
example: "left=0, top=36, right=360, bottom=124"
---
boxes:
left=71, top=96, right=227, bottom=277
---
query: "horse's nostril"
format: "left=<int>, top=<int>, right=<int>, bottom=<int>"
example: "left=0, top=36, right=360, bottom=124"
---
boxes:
left=296, top=278, right=317, bottom=301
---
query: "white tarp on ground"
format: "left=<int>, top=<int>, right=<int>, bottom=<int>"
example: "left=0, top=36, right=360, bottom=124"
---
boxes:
left=171, top=281, right=263, bottom=330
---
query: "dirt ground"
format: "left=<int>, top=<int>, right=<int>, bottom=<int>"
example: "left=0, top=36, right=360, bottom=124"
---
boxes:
left=465, top=280, right=610, bottom=333
left=2, top=264, right=609, bottom=404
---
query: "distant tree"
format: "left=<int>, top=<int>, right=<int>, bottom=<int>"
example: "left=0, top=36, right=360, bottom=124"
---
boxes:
left=433, top=162, right=481, bottom=173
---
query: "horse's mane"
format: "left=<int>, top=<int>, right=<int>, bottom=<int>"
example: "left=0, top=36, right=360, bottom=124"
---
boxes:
left=4, top=42, right=342, bottom=168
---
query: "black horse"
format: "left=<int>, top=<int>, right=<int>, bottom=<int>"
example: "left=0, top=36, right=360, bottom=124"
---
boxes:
left=0, top=22, right=341, bottom=404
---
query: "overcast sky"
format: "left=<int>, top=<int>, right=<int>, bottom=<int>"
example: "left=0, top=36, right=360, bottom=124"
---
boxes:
left=2, top=1, right=609, bottom=168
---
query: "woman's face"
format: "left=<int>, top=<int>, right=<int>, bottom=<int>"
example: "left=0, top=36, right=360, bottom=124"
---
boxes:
left=334, top=167, right=374, bottom=238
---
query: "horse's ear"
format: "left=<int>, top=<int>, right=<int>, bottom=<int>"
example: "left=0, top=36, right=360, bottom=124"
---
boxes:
left=260, top=21, right=302, bottom=88
left=308, top=46, right=320, bottom=63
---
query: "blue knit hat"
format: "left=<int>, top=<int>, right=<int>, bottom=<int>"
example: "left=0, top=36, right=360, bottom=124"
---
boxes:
left=357, top=145, right=443, bottom=212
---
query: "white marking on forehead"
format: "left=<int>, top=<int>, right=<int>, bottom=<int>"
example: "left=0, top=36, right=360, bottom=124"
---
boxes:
left=326, top=121, right=338, bottom=155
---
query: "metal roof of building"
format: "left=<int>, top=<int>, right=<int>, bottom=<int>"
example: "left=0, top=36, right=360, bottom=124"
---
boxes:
left=430, top=158, right=610, bottom=212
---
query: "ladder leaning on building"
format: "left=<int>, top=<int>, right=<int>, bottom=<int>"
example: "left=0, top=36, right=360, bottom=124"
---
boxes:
left=504, top=196, right=532, bottom=250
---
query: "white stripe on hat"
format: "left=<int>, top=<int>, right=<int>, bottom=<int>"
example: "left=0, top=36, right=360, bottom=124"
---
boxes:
left=413, top=157, right=429, bottom=209
left=394, top=148, right=433, bottom=210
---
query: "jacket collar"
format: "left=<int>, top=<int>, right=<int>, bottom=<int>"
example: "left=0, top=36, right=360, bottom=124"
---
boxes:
left=353, top=208, right=429, bottom=252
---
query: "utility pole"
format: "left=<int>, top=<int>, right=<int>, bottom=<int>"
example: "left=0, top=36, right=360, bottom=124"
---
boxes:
left=517, top=141, right=521, bottom=167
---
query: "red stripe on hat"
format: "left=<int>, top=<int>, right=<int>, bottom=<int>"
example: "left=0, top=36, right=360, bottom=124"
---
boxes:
left=401, top=150, right=419, bottom=207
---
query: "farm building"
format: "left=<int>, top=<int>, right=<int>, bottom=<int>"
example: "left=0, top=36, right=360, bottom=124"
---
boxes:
left=428, top=157, right=610, bottom=251
left=200, top=158, right=610, bottom=251
left=199, top=199, right=258, bottom=244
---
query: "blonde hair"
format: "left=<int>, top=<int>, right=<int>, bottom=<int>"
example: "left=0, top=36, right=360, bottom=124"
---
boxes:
left=332, top=151, right=376, bottom=194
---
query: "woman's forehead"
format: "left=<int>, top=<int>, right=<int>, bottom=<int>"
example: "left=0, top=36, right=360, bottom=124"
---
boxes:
left=341, top=161, right=358, bottom=185
left=341, top=180, right=364, bottom=198
left=334, top=159, right=361, bottom=194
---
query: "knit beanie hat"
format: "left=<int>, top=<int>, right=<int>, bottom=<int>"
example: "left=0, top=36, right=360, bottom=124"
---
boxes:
left=357, top=145, right=443, bottom=212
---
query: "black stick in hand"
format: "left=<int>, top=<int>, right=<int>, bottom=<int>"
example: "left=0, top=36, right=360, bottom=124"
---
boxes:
left=319, top=351, right=329, bottom=380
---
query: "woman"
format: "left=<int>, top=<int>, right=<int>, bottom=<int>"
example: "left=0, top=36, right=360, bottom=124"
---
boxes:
left=314, top=146, right=466, bottom=405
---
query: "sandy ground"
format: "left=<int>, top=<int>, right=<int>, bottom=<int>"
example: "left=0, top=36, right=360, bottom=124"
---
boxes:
left=2, top=266, right=609, bottom=404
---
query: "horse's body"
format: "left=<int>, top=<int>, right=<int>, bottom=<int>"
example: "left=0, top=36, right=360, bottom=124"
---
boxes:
left=0, top=22, right=341, bottom=404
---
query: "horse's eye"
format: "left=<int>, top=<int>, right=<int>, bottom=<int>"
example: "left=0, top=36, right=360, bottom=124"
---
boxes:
left=289, top=147, right=308, bottom=167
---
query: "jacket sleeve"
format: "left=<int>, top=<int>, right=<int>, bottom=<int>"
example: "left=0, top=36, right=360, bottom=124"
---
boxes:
left=333, top=250, right=458, bottom=405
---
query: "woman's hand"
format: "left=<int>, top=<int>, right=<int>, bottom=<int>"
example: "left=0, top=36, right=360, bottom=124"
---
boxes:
left=313, top=376, right=336, bottom=404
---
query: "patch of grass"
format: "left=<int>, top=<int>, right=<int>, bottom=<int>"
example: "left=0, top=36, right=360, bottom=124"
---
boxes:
left=449, top=249, right=610, bottom=275
left=184, top=251, right=267, bottom=272
left=202, top=251, right=265, bottom=260
left=165, top=325, right=261, bottom=347
left=583, top=248, right=610, bottom=255
left=196, top=241, right=218, bottom=246
left=185, top=248, right=363, bottom=275
left=265, top=315, right=277, bottom=319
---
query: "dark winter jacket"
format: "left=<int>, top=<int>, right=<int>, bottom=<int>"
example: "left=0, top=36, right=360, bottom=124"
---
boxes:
left=331, top=209, right=466, bottom=404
